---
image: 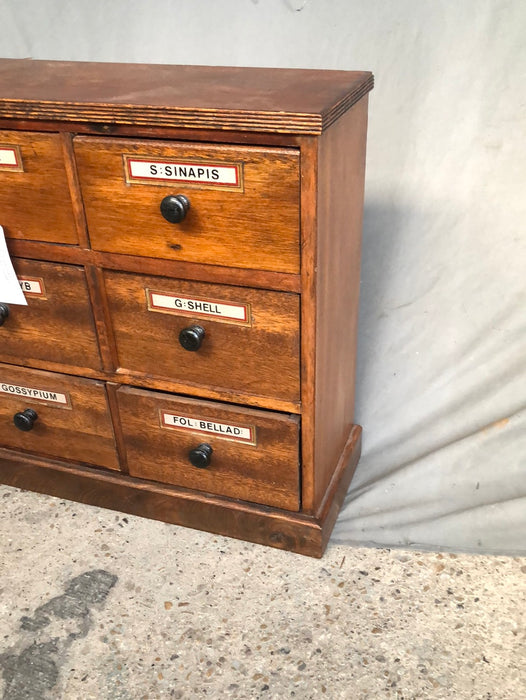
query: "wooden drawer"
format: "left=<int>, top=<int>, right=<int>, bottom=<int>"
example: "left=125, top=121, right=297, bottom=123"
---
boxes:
left=116, top=386, right=300, bottom=510
left=0, top=131, right=79, bottom=244
left=74, top=136, right=300, bottom=273
left=0, top=364, right=119, bottom=470
left=104, top=271, right=300, bottom=406
left=0, top=259, right=102, bottom=372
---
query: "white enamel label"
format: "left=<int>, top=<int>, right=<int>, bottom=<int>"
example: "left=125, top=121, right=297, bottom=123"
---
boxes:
left=0, top=382, right=69, bottom=405
left=160, top=411, right=256, bottom=445
left=0, top=148, right=17, bottom=166
left=147, top=289, right=250, bottom=324
left=18, top=277, right=45, bottom=297
left=124, top=156, right=241, bottom=188
left=0, top=146, right=23, bottom=171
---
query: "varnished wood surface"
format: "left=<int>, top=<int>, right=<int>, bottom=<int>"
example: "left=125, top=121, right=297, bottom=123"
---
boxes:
left=0, top=61, right=372, bottom=555
left=0, top=424, right=361, bottom=556
left=0, top=363, right=119, bottom=470
left=5, top=239, right=301, bottom=293
left=0, top=427, right=361, bottom=556
left=74, top=136, right=300, bottom=273
left=84, top=264, right=119, bottom=372
left=0, top=60, right=373, bottom=134
left=116, top=387, right=300, bottom=511
left=313, top=97, right=369, bottom=508
left=112, top=370, right=300, bottom=414
left=105, top=382, right=131, bottom=475
left=104, top=270, right=300, bottom=405
left=0, top=357, right=300, bottom=414
left=0, top=448, right=321, bottom=555
left=0, top=117, right=307, bottom=148
left=0, top=130, right=79, bottom=244
left=59, top=132, right=91, bottom=248
left=0, top=258, right=102, bottom=372
left=297, top=136, right=319, bottom=512
left=316, top=425, right=362, bottom=528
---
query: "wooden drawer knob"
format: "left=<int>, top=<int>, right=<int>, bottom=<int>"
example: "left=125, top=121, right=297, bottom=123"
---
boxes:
left=179, top=324, right=205, bottom=351
left=13, top=408, right=38, bottom=432
left=0, top=303, right=9, bottom=326
left=189, top=443, right=213, bottom=468
left=160, top=194, right=190, bottom=223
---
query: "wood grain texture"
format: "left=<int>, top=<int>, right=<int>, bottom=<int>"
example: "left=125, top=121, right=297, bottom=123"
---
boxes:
left=112, top=370, right=300, bottom=415
left=0, top=60, right=373, bottom=556
left=318, top=425, right=362, bottom=552
left=5, top=239, right=301, bottom=293
left=105, top=382, right=130, bottom=475
left=59, top=132, right=90, bottom=248
left=0, top=424, right=361, bottom=556
left=83, top=264, right=119, bottom=372
left=0, top=130, right=79, bottom=244
left=0, top=117, right=307, bottom=148
left=0, top=363, right=119, bottom=470
left=0, top=60, right=373, bottom=135
left=0, top=258, right=102, bottom=372
left=313, top=97, right=369, bottom=508
left=74, top=136, right=300, bottom=273
left=115, top=387, right=300, bottom=511
left=297, top=137, right=319, bottom=513
left=104, top=270, right=300, bottom=405
left=0, top=360, right=299, bottom=414
left=0, top=448, right=323, bottom=555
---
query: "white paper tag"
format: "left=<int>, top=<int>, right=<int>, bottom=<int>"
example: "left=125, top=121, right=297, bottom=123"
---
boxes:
left=0, top=226, right=27, bottom=305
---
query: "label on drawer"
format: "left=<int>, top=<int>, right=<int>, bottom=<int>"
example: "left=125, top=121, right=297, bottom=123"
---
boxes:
left=123, top=155, right=243, bottom=190
left=0, top=145, right=23, bottom=172
left=0, top=382, right=70, bottom=407
left=146, top=289, right=251, bottom=326
left=160, top=410, right=256, bottom=445
left=18, top=277, right=46, bottom=298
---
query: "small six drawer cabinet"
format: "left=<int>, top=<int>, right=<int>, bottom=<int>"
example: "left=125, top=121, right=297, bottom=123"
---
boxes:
left=0, top=60, right=373, bottom=557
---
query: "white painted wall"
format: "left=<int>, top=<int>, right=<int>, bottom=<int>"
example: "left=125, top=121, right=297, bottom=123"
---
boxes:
left=1, top=0, right=525, bottom=553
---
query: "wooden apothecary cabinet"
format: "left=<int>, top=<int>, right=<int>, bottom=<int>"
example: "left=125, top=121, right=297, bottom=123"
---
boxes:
left=0, top=60, right=373, bottom=556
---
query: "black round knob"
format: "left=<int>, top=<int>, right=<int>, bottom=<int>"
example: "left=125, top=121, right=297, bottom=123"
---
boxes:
left=189, top=443, right=213, bottom=468
left=0, top=303, right=9, bottom=327
left=160, top=194, right=190, bottom=223
left=179, top=325, right=205, bottom=352
left=14, top=408, right=38, bottom=432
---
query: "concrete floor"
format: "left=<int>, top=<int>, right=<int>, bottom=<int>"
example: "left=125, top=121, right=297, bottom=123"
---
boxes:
left=0, top=484, right=524, bottom=700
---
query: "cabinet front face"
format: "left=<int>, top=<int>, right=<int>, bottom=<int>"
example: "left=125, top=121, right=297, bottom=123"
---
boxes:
left=104, top=271, right=301, bottom=405
left=0, top=131, right=79, bottom=244
left=0, top=364, right=119, bottom=470
left=116, top=386, right=300, bottom=510
left=0, top=259, right=102, bottom=372
left=74, top=136, right=300, bottom=273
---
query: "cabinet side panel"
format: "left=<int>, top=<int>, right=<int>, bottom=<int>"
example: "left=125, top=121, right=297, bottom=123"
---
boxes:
left=298, top=137, right=319, bottom=512
left=314, top=96, right=369, bottom=509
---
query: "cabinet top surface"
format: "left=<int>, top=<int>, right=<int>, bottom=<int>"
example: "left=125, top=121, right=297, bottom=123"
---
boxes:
left=0, top=59, right=373, bottom=134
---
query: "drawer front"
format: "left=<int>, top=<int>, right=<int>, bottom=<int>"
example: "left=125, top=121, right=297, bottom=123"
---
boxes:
left=104, top=271, right=300, bottom=405
left=116, top=387, right=300, bottom=510
left=0, top=131, right=79, bottom=244
left=0, top=364, right=119, bottom=470
left=0, top=259, right=102, bottom=372
left=74, top=136, right=300, bottom=273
